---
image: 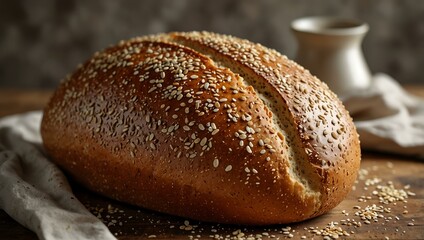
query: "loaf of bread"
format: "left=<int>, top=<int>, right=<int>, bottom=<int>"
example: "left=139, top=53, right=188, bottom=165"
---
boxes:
left=41, top=31, right=361, bottom=225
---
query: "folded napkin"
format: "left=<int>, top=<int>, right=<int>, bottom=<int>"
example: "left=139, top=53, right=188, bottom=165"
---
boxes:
left=0, top=73, right=423, bottom=239
left=344, top=73, right=424, bottom=158
left=0, top=112, right=116, bottom=240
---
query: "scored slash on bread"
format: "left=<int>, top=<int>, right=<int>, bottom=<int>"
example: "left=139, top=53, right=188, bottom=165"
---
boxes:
left=41, top=31, right=361, bottom=225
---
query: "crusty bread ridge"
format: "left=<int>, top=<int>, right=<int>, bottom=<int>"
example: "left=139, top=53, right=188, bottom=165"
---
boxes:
left=41, top=31, right=361, bottom=225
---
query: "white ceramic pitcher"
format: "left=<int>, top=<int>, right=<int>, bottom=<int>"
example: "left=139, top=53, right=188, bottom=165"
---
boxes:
left=291, top=16, right=372, bottom=99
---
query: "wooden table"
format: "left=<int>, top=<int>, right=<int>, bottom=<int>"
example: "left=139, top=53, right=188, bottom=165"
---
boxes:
left=1, top=88, right=423, bottom=239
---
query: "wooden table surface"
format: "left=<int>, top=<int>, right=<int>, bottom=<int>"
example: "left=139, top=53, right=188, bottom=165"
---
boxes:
left=0, top=88, right=423, bottom=240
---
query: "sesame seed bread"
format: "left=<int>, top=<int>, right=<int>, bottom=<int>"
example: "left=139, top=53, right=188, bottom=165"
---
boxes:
left=41, top=31, right=361, bottom=225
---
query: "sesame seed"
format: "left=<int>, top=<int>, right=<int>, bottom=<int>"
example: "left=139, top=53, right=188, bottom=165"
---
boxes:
left=148, top=133, right=154, bottom=141
left=200, top=137, right=208, bottom=146
left=167, top=126, right=175, bottom=133
left=259, top=139, right=264, bottom=146
left=211, top=129, right=219, bottom=135
left=149, top=143, right=156, bottom=150
left=148, top=86, right=157, bottom=93
left=213, top=158, right=219, bottom=168
left=225, top=165, right=232, bottom=172
left=246, top=146, right=252, bottom=153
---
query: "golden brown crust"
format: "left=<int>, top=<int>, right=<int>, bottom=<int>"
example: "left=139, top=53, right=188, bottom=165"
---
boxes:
left=41, top=31, right=360, bottom=225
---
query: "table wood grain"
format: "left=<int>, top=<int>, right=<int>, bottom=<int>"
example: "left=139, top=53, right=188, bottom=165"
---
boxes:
left=0, top=88, right=423, bottom=239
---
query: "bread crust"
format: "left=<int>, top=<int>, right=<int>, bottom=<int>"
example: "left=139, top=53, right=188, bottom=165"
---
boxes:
left=41, top=31, right=361, bottom=225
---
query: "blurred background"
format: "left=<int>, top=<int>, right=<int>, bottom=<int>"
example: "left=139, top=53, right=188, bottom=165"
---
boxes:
left=0, top=0, right=423, bottom=89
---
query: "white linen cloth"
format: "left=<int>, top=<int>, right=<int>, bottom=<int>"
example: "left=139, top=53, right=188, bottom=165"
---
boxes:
left=344, top=73, right=424, bottom=158
left=0, top=73, right=423, bottom=239
left=0, top=112, right=116, bottom=240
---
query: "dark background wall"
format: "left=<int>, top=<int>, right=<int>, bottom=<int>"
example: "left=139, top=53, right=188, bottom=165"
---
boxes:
left=1, top=0, right=423, bottom=89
